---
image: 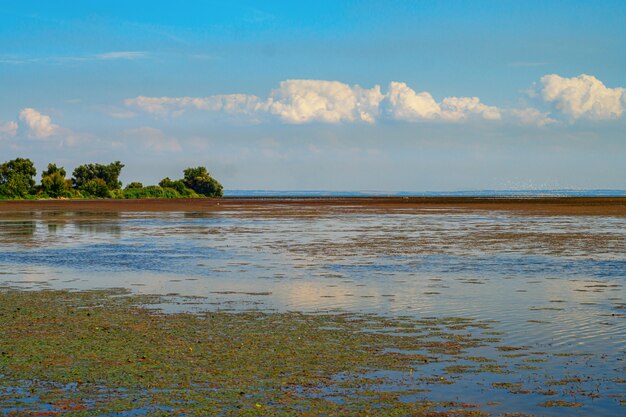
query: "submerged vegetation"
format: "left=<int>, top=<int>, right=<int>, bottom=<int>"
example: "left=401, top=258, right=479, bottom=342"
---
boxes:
left=0, top=158, right=223, bottom=200
left=0, top=289, right=502, bottom=416
left=1, top=289, right=615, bottom=416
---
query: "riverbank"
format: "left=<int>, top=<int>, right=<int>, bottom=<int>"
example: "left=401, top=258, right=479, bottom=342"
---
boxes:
left=1, top=196, right=625, bottom=216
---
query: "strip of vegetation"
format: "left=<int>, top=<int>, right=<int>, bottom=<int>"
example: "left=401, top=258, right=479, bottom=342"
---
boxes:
left=0, top=289, right=501, bottom=416
left=0, top=158, right=222, bottom=200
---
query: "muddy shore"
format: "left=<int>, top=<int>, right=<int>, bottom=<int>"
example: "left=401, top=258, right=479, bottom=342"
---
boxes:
left=0, top=196, right=625, bottom=216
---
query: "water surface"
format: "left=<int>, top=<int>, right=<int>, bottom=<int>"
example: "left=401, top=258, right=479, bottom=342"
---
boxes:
left=1, top=208, right=624, bottom=415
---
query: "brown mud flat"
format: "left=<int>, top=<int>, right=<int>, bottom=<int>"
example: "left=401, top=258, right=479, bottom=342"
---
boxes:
left=1, top=196, right=625, bottom=216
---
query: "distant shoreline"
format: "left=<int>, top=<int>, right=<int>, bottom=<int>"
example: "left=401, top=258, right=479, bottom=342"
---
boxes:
left=1, top=196, right=625, bottom=216
left=224, top=189, right=626, bottom=197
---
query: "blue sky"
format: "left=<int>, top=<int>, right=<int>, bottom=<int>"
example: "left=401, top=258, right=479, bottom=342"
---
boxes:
left=1, top=1, right=625, bottom=190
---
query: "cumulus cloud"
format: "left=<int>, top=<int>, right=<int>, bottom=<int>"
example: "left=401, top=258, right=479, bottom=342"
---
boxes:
left=540, top=74, right=626, bottom=120
left=0, top=108, right=85, bottom=146
left=385, top=82, right=441, bottom=120
left=126, top=80, right=500, bottom=124
left=267, top=80, right=384, bottom=124
left=125, top=75, right=626, bottom=126
left=383, top=83, right=501, bottom=121
left=18, top=108, right=59, bottom=138
left=0, top=121, right=18, bottom=139
left=440, top=97, right=501, bottom=121
left=125, top=127, right=182, bottom=152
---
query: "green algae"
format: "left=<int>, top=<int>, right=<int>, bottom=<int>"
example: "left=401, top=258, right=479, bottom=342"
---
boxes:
left=491, top=382, right=522, bottom=389
left=538, top=400, right=583, bottom=408
left=496, top=346, right=526, bottom=352
left=2, top=288, right=621, bottom=415
left=463, top=356, right=496, bottom=363
left=545, top=378, right=584, bottom=386
left=0, top=289, right=499, bottom=416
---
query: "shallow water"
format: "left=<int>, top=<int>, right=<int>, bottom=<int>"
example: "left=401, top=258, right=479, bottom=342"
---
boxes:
left=1, top=209, right=625, bottom=416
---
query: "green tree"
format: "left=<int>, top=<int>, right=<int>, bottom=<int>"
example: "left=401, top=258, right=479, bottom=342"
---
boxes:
left=159, top=177, right=195, bottom=196
left=42, top=163, right=66, bottom=178
left=72, top=161, right=124, bottom=191
left=125, top=182, right=143, bottom=190
left=81, top=178, right=110, bottom=198
left=41, top=163, right=70, bottom=198
left=0, top=158, right=37, bottom=198
left=158, top=177, right=175, bottom=188
left=182, top=166, right=223, bottom=197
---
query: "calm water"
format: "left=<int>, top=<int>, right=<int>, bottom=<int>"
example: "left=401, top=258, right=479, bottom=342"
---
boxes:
left=1, top=208, right=625, bottom=416
left=225, top=189, right=626, bottom=197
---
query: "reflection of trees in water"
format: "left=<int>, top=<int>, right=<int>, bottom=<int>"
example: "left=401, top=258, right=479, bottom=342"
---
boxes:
left=51, top=212, right=124, bottom=238
left=1, top=221, right=37, bottom=237
left=183, top=212, right=219, bottom=220
left=47, top=222, right=67, bottom=233
left=74, top=221, right=122, bottom=237
left=70, top=212, right=121, bottom=219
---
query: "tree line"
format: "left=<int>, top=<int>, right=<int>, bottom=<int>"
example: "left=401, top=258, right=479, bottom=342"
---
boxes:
left=0, top=158, right=223, bottom=200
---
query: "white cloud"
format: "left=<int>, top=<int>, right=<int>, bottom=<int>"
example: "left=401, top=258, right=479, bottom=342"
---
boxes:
left=126, top=79, right=501, bottom=124
left=0, top=121, right=18, bottom=139
left=385, top=82, right=441, bottom=120
left=510, top=107, right=555, bottom=127
left=440, top=96, right=501, bottom=121
left=0, top=108, right=82, bottom=146
left=125, top=127, right=182, bottom=152
left=125, top=75, right=626, bottom=126
left=18, top=108, right=59, bottom=138
left=385, top=82, right=500, bottom=121
left=124, top=96, right=182, bottom=116
left=124, top=94, right=265, bottom=118
left=540, top=74, right=625, bottom=120
left=267, top=80, right=384, bottom=124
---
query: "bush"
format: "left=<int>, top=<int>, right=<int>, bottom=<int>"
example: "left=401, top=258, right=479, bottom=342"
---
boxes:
left=109, top=189, right=125, bottom=199
left=159, top=178, right=199, bottom=197
left=81, top=178, right=110, bottom=198
left=182, top=166, right=223, bottom=197
left=41, top=173, right=71, bottom=198
left=123, top=186, right=170, bottom=199
left=0, top=158, right=37, bottom=198
left=41, top=164, right=71, bottom=198
left=158, top=177, right=175, bottom=188
left=125, top=182, right=144, bottom=190
left=0, top=159, right=223, bottom=200
left=72, top=161, right=124, bottom=191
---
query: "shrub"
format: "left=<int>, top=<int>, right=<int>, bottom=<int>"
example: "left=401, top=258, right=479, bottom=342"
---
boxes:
left=81, top=178, right=110, bottom=198
left=41, top=163, right=71, bottom=198
left=0, top=158, right=37, bottom=198
left=182, top=166, right=223, bottom=197
left=125, top=182, right=144, bottom=190
left=73, top=161, right=124, bottom=191
left=159, top=177, right=199, bottom=197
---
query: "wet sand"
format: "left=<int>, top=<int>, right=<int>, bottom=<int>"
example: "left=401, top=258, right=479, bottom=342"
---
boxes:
left=1, top=196, right=625, bottom=216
